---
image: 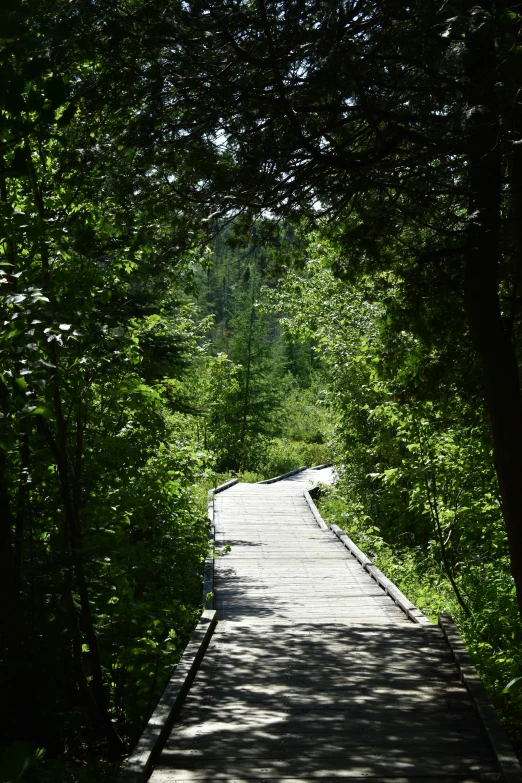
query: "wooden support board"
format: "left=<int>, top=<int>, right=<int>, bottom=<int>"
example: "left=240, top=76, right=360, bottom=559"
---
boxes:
left=149, top=468, right=519, bottom=782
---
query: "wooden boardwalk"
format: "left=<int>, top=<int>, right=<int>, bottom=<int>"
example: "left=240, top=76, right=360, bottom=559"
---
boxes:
left=147, top=468, right=517, bottom=783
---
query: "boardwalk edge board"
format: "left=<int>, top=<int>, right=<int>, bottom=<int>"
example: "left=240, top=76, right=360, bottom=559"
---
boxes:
left=438, top=613, right=522, bottom=783
left=331, top=522, right=432, bottom=626
left=303, top=489, right=329, bottom=530
left=120, top=610, right=218, bottom=783
left=304, top=490, right=431, bottom=626
left=202, top=501, right=214, bottom=610
left=257, top=466, right=307, bottom=484
left=209, top=477, right=239, bottom=496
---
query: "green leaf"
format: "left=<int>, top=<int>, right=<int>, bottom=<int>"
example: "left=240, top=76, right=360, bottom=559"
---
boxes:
left=502, top=676, right=522, bottom=694
left=14, top=377, right=27, bottom=393
left=32, top=406, right=52, bottom=418
left=0, top=741, right=45, bottom=782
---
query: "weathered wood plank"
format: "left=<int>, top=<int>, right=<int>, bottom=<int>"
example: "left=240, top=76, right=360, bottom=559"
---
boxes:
left=146, top=471, right=514, bottom=783
left=153, top=754, right=498, bottom=776
left=152, top=775, right=501, bottom=783
left=257, top=467, right=308, bottom=483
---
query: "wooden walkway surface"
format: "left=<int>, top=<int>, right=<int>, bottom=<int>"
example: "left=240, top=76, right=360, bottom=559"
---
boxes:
left=149, top=468, right=516, bottom=782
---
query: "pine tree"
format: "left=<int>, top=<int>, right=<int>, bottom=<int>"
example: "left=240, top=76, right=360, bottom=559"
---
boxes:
left=206, top=258, right=287, bottom=472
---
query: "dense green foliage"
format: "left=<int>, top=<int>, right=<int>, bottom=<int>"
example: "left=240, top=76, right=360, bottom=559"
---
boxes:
left=0, top=21, right=327, bottom=768
left=86, top=0, right=522, bottom=635
left=197, top=228, right=331, bottom=477
left=0, top=1, right=213, bottom=777
left=273, top=237, right=522, bottom=745
left=3, top=0, right=522, bottom=777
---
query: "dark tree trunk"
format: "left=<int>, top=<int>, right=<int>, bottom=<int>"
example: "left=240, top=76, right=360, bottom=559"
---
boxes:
left=0, top=449, right=15, bottom=654
left=463, top=1, right=522, bottom=619
left=0, top=149, right=17, bottom=654
left=39, top=403, right=124, bottom=755
left=48, top=374, right=123, bottom=755
left=13, top=428, right=30, bottom=638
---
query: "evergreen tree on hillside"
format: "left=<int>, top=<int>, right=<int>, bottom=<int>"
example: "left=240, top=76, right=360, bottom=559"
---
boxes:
left=206, top=262, right=287, bottom=471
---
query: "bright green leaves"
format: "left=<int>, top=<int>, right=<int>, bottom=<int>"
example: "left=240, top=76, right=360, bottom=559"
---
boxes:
left=277, top=230, right=522, bottom=738
left=503, top=676, right=522, bottom=695
left=14, top=376, right=27, bottom=393
left=0, top=0, right=215, bottom=763
left=0, top=741, right=45, bottom=783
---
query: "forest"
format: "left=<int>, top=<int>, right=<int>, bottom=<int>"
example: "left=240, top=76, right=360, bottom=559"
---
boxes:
left=1, top=0, right=522, bottom=779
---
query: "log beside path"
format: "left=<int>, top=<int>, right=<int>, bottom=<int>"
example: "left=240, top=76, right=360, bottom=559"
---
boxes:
left=125, top=466, right=522, bottom=783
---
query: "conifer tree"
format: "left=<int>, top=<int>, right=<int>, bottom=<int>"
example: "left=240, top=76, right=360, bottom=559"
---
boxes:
left=206, top=257, right=287, bottom=472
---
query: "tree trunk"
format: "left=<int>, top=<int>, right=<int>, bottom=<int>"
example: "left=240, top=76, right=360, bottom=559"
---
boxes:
left=0, top=449, right=15, bottom=654
left=0, top=146, right=17, bottom=654
left=463, top=1, right=522, bottom=620
left=38, top=407, right=124, bottom=755
left=13, top=428, right=30, bottom=638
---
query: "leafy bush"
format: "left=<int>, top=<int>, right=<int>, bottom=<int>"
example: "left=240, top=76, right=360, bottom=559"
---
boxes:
left=261, top=439, right=330, bottom=478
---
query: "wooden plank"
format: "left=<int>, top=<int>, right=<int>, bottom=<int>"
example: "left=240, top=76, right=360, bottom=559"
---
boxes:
left=152, top=775, right=501, bottom=783
left=325, top=524, right=431, bottom=626
left=211, top=478, right=239, bottom=495
left=303, top=489, right=329, bottom=530
left=214, top=590, right=390, bottom=597
left=195, top=663, right=461, bottom=681
left=366, top=565, right=432, bottom=626
left=162, top=742, right=493, bottom=764
left=330, top=523, right=372, bottom=567
left=141, top=473, right=510, bottom=783
left=202, top=522, right=214, bottom=610
left=173, top=702, right=480, bottom=721
left=183, top=691, right=476, bottom=710
left=169, top=723, right=482, bottom=747
left=213, top=595, right=418, bottom=606
left=205, top=648, right=454, bottom=663
left=153, top=754, right=498, bottom=776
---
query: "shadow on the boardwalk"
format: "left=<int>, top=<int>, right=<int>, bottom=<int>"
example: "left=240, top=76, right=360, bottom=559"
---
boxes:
left=155, top=623, right=499, bottom=781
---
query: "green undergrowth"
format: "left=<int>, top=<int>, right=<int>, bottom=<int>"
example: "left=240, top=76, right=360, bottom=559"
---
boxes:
left=194, top=470, right=264, bottom=517
left=260, top=438, right=330, bottom=479
left=195, top=439, right=331, bottom=517
left=315, top=484, right=522, bottom=752
left=0, top=753, right=120, bottom=783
